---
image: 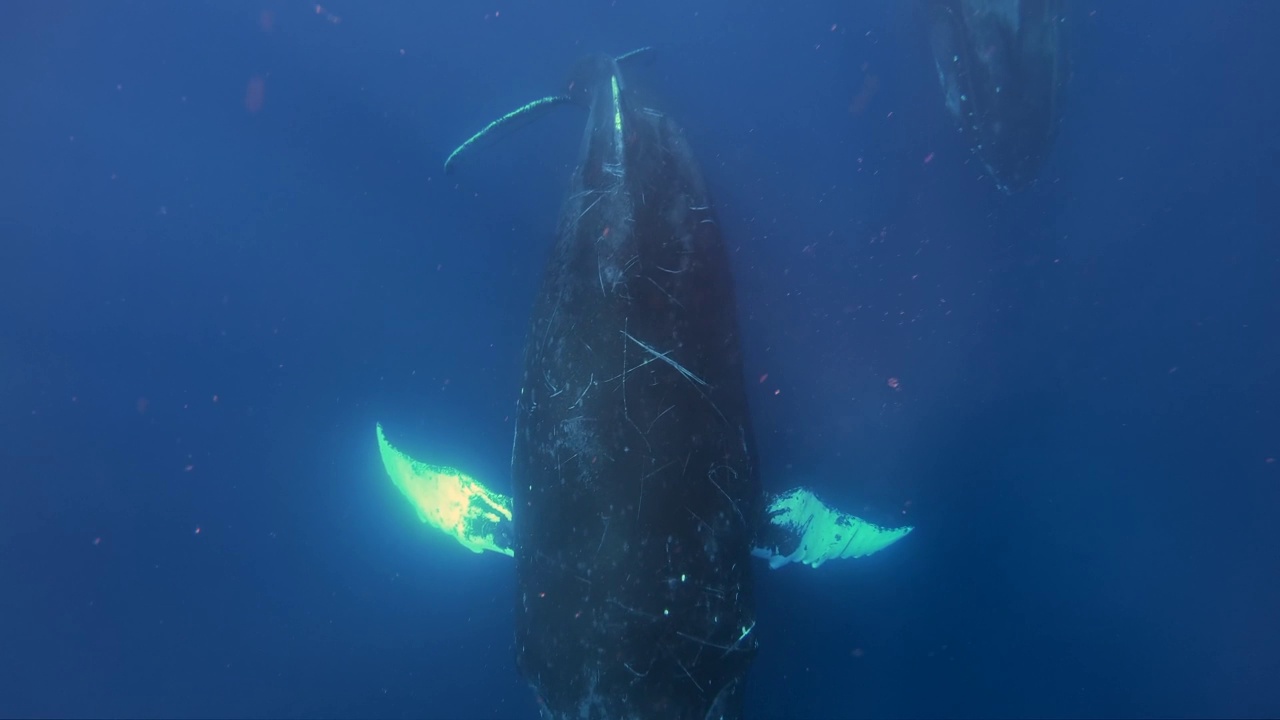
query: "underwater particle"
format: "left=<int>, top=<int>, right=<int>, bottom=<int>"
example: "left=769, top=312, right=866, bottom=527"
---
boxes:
left=848, top=73, right=879, bottom=117
left=887, top=377, right=900, bottom=389
left=244, top=75, right=266, bottom=114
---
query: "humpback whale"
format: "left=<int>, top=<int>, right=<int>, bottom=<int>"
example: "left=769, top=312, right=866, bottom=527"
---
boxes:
left=509, top=51, right=760, bottom=719
left=926, top=0, right=1069, bottom=192
left=379, top=49, right=912, bottom=719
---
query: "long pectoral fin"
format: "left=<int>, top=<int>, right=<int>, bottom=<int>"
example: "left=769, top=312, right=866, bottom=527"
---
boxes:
left=375, top=423, right=514, bottom=557
left=376, top=425, right=910, bottom=569
left=751, top=487, right=913, bottom=569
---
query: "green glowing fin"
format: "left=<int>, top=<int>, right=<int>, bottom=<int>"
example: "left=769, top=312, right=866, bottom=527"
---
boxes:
left=375, top=424, right=911, bottom=569
left=443, top=95, right=572, bottom=174
left=375, top=423, right=514, bottom=557
left=751, top=487, right=914, bottom=569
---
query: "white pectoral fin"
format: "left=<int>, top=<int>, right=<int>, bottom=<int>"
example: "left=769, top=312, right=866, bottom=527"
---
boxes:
left=752, top=487, right=913, bottom=569
left=375, top=423, right=515, bottom=558
left=374, top=423, right=909, bottom=571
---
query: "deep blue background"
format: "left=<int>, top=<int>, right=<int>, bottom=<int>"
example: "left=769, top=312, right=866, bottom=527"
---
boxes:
left=2, top=2, right=1277, bottom=718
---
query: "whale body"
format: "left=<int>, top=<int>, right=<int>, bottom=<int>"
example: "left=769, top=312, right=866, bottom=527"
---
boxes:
left=509, top=53, right=760, bottom=719
left=927, top=0, right=1069, bottom=191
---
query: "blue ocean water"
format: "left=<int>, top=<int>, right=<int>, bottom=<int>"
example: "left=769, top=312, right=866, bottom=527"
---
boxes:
left=1, top=1, right=1277, bottom=718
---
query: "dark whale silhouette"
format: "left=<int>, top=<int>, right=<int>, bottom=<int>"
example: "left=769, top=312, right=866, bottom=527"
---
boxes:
left=926, top=0, right=1070, bottom=191
left=378, top=49, right=912, bottom=719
